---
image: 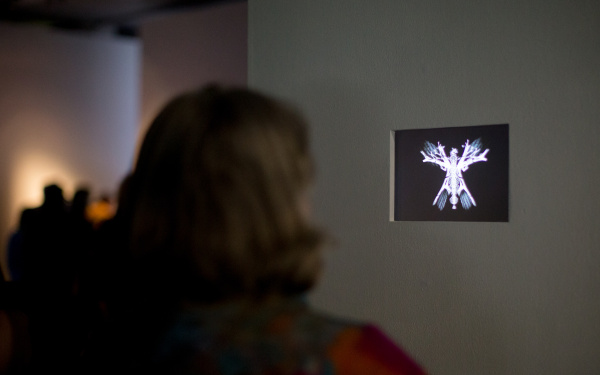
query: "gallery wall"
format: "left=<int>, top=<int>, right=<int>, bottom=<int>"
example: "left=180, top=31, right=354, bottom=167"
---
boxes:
left=0, top=24, right=141, bottom=276
left=139, top=1, right=248, bottom=140
left=248, top=1, right=600, bottom=374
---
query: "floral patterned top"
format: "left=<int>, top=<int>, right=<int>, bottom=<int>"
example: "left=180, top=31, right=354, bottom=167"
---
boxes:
left=151, top=298, right=427, bottom=375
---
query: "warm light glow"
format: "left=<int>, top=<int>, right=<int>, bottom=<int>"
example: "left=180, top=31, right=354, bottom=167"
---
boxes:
left=9, top=149, right=77, bottom=228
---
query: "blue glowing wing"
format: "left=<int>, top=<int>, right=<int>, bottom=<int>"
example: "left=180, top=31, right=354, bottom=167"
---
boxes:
left=423, top=141, right=438, bottom=156
left=435, top=189, right=448, bottom=210
left=470, top=138, right=483, bottom=151
left=458, top=179, right=476, bottom=210
left=460, top=191, right=473, bottom=210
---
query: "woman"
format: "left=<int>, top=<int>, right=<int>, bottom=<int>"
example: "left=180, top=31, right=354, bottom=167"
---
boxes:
left=95, top=85, right=426, bottom=375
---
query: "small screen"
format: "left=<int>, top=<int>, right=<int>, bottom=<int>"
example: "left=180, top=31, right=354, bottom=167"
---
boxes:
left=391, top=124, right=509, bottom=222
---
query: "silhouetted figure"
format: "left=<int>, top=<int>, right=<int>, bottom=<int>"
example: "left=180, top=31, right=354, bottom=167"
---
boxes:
left=12, top=184, right=87, bottom=374
left=66, top=188, right=94, bottom=293
left=18, top=184, right=69, bottom=293
left=2, top=219, right=32, bottom=374
left=82, top=176, right=131, bottom=313
left=71, top=177, right=134, bottom=374
left=6, top=208, right=35, bottom=282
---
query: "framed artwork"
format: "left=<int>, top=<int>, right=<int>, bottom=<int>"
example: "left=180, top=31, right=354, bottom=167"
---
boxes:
left=390, top=124, right=509, bottom=222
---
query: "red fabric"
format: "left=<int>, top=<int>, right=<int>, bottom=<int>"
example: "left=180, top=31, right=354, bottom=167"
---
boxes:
left=329, top=324, right=426, bottom=375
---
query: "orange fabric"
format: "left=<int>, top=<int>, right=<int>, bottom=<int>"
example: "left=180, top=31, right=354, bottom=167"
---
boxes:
left=86, top=201, right=115, bottom=228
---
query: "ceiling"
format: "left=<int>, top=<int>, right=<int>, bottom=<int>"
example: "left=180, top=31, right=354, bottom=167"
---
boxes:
left=0, top=0, right=239, bottom=34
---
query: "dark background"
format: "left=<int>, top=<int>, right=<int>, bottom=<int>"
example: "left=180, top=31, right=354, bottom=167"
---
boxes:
left=393, top=124, right=509, bottom=222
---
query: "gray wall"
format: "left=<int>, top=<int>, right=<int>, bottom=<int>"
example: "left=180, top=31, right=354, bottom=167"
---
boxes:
left=249, top=1, right=600, bottom=374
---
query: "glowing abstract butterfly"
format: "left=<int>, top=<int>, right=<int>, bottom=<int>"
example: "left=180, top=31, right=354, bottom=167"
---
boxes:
left=421, top=139, right=489, bottom=210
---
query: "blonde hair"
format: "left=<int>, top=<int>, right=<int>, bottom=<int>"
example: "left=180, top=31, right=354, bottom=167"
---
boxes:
left=123, top=85, right=324, bottom=302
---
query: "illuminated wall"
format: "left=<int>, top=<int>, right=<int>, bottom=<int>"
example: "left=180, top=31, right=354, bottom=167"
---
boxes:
left=0, top=24, right=140, bottom=276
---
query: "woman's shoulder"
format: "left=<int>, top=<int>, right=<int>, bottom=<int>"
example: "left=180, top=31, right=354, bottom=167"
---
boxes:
left=324, top=322, right=427, bottom=375
left=255, top=300, right=428, bottom=375
left=164, top=299, right=427, bottom=375
left=299, top=308, right=426, bottom=375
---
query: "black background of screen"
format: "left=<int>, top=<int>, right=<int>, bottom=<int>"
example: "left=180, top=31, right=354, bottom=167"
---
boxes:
left=394, top=124, right=509, bottom=222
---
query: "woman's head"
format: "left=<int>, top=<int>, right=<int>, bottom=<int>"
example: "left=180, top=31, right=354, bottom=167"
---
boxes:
left=123, top=85, right=324, bottom=302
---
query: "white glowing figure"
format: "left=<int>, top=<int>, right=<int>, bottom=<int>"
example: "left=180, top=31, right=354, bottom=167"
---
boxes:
left=421, top=139, right=489, bottom=210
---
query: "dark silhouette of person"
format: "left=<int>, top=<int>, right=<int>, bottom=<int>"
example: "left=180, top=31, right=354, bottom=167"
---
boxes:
left=12, top=183, right=86, bottom=374
left=18, top=184, right=69, bottom=293
left=65, top=188, right=94, bottom=294
left=6, top=208, right=35, bottom=282
left=81, top=176, right=131, bottom=313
